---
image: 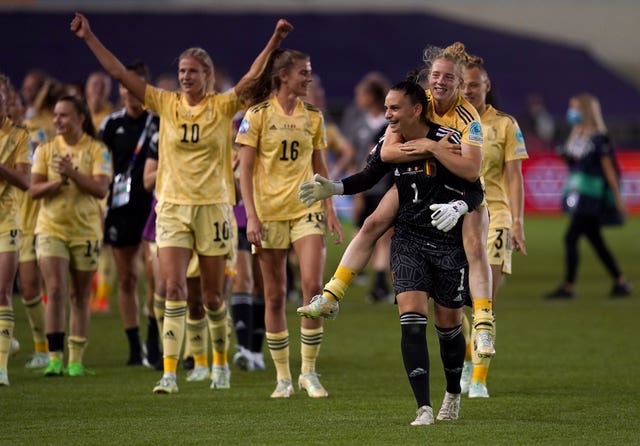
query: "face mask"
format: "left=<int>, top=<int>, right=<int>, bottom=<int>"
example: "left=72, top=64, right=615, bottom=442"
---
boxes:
left=566, top=108, right=583, bottom=125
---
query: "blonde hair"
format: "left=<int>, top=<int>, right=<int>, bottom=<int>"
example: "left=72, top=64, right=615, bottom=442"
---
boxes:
left=421, top=42, right=471, bottom=85
left=179, top=47, right=215, bottom=92
left=572, top=93, right=607, bottom=133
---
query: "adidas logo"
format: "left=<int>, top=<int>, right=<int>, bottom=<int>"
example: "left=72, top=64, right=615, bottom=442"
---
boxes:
left=494, top=253, right=501, bottom=258
left=191, top=335, right=202, bottom=342
left=409, top=367, right=427, bottom=378
left=164, top=330, right=176, bottom=340
left=219, top=242, right=226, bottom=249
left=115, top=126, right=125, bottom=134
left=213, top=337, right=224, bottom=347
left=0, top=328, right=10, bottom=338
left=235, top=321, right=247, bottom=330
left=453, top=294, right=463, bottom=302
left=269, top=125, right=277, bottom=130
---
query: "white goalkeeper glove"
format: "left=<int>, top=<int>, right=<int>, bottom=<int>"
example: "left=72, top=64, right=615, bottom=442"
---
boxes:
left=429, top=200, right=469, bottom=232
left=298, top=173, right=344, bottom=207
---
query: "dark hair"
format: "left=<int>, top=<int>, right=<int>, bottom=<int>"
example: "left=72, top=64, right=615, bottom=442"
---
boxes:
left=389, top=74, right=429, bottom=125
left=359, top=73, right=390, bottom=108
left=57, top=95, right=96, bottom=137
left=125, top=60, right=151, bottom=81
left=240, top=48, right=310, bottom=106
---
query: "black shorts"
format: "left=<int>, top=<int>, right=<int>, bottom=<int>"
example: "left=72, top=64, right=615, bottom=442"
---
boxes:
left=237, top=227, right=251, bottom=252
left=390, top=226, right=469, bottom=309
left=104, top=208, right=149, bottom=247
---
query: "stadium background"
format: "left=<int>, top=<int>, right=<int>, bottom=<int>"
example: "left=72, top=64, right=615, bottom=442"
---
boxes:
left=2, top=2, right=639, bottom=444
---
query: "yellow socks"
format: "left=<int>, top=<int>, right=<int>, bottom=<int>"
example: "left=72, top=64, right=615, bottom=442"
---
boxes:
left=67, top=336, right=88, bottom=365
left=22, top=296, right=47, bottom=349
left=323, top=265, right=358, bottom=302
left=472, top=297, right=494, bottom=331
left=300, top=327, right=323, bottom=374
left=186, top=317, right=208, bottom=368
left=266, top=330, right=291, bottom=381
left=153, top=293, right=166, bottom=335
left=162, top=300, right=187, bottom=374
left=206, top=303, right=228, bottom=366
left=0, top=306, right=15, bottom=371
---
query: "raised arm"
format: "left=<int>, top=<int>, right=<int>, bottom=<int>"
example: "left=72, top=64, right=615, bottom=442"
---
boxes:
left=70, top=13, right=147, bottom=102
left=234, top=19, right=294, bottom=98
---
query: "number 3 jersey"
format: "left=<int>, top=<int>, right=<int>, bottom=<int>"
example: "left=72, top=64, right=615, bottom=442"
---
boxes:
left=235, top=96, right=327, bottom=221
left=144, top=85, right=241, bottom=205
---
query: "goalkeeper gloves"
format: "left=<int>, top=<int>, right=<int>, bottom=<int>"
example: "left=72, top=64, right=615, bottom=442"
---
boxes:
left=299, top=174, right=344, bottom=207
left=429, top=200, right=469, bottom=232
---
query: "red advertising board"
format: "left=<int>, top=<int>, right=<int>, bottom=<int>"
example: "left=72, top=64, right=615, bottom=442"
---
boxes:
left=523, top=152, right=640, bottom=213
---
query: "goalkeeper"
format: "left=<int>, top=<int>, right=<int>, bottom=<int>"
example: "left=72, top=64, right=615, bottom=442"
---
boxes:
left=297, top=87, right=484, bottom=323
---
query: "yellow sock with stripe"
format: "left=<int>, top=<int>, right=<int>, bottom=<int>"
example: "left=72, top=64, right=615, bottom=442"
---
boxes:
left=323, top=265, right=358, bottom=302
left=471, top=320, right=496, bottom=384
left=162, top=300, right=187, bottom=374
left=22, top=296, right=47, bottom=352
left=300, top=327, right=323, bottom=374
left=0, top=306, right=15, bottom=371
left=472, top=298, right=494, bottom=331
left=153, top=293, right=166, bottom=335
left=67, top=336, right=88, bottom=365
left=186, top=317, right=208, bottom=368
left=206, top=303, right=228, bottom=366
left=462, top=312, right=472, bottom=362
left=266, top=330, right=291, bottom=381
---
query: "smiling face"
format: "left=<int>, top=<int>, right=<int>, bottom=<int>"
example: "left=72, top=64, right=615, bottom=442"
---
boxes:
left=53, top=99, right=84, bottom=137
left=428, top=58, right=461, bottom=109
left=280, top=58, right=313, bottom=97
left=384, top=89, right=421, bottom=134
left=178, top=56, right=210, bottom=98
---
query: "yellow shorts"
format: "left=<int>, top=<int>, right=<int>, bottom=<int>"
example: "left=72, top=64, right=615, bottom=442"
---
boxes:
left=0, top=229, right=20, bottom=254
left=155, top=201, right=235, bottom=257
left=259, top=212, right=326, bottom=250
left=19, top=233, right=37, bottom=263
left=36, top=234, right=101, bottom=271
left=487, top=227, right=512, bottom=275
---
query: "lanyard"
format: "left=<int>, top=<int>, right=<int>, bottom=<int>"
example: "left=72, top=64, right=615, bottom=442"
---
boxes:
left=126, top=112, right=154, bottom=174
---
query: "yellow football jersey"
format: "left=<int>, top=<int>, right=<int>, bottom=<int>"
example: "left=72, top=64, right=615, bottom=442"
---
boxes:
left=32, top=134, right=112, bottom=241
left=144, top=86, right=241, bottom=205
left=480, top=105, right=528, bottom=229
left=18, top=189, right=40, bottom=236
left=24, top=110, right=55, bottom=146
left=0, top=119, right=32, bottom=232
left=235, top=97, right=327, bottom=221
left=425, top=90, right=483, bottom=149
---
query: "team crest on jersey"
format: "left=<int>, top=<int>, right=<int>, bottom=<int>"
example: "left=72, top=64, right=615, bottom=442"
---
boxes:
left=469, top=121, right=483, bottom=144
left=424, top=161, right=436, bottom=177
left=100, top=150, right=112, bottom=173
left=238, top=118, right=250, bottom=134
left=283, top=123, right=297, bottom=129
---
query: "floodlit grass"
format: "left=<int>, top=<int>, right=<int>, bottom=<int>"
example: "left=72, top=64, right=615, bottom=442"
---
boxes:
left=3, top=216, right=639, bottom=445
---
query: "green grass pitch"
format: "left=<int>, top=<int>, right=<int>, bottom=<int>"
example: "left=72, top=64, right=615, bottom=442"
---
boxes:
left=2, top=216, right=639, bottom=445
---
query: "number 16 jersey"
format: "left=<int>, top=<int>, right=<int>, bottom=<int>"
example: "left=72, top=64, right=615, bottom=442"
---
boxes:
left=235, top=97, right=326, bottom=221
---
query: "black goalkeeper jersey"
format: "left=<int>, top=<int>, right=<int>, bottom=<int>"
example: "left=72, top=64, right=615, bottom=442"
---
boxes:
left=341, top=122, right=484, bottom=241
